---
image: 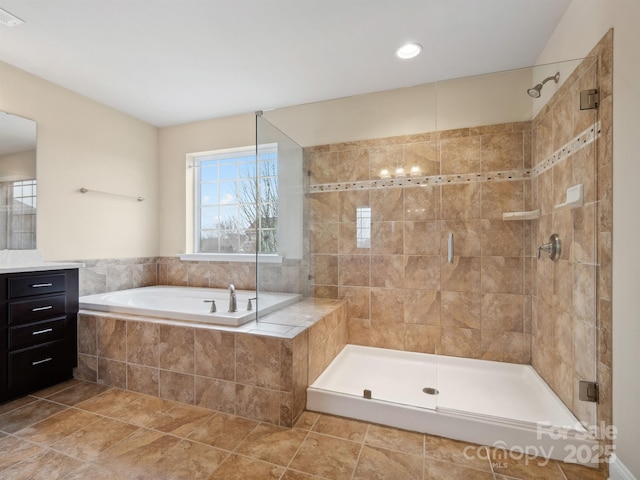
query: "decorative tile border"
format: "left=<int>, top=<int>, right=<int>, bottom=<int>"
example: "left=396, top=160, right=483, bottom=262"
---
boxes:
left=532, top=121, right=601, bottom=176
left=309, top=169, right=532, bottom=193
left=308, top=121, right=600, bottom=194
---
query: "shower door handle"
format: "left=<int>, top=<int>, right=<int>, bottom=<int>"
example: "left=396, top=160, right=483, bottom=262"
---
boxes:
left=447, top=233, right=454, bottom=264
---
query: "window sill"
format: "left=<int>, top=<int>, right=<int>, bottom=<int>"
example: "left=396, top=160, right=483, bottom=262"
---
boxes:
left=179, top=253, right=283, bottom=264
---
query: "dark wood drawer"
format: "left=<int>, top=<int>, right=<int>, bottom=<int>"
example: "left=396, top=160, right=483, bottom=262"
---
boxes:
left=8, top=340, right=70, bottom=392
left=9, top=294, right=67, bottom=325
left=8, top=274, right=66, bottom=299
left=9, top=317, right=67, bottom=350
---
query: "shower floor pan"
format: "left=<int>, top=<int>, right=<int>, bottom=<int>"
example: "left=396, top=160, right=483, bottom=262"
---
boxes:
left=307, top=345, right=599, bottom=466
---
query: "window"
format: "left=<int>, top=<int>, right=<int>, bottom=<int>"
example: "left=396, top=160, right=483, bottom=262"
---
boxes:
left=192, top=145, right=278, bottom=254
left=356, top=207, right=371, bottom=248
left=0, top=179, right=37, bottom=250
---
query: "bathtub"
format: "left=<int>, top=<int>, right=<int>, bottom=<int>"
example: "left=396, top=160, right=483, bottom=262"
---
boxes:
left=308, top=345, right=600, bottom=466
left=79, top=286, right=300, bottom=326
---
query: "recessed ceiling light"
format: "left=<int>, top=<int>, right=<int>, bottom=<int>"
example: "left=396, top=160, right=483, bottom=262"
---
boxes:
left=396, top=43, right=422, bottom=60
left=0, top=7, right=24, bottom=27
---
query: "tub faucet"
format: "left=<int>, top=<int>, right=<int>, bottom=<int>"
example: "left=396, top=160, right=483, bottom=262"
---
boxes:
left=228, top=284, right=237, bottom=312
left=203, top=299, right=217, bottom=313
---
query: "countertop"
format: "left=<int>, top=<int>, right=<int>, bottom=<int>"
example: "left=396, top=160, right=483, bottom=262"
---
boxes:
left=0, top=262, right=84, bottom=274
left=0, top=250, right=83, bottom=273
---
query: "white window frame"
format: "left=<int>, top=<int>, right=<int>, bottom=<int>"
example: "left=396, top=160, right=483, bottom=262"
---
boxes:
left=182, top=144, right=283, bottom=263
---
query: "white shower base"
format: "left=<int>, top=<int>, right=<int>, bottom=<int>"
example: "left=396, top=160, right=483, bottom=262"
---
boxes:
left=307, top=345, right=599, bottom=466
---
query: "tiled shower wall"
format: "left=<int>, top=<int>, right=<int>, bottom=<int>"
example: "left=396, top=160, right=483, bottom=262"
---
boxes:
left=531, top=30, right=612, bottom=431
left=307, top=123, right=533, bottom=364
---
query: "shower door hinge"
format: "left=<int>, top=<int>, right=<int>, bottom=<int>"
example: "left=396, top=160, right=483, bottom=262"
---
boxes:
left=579, top=381, right=599, bottom=403
left=580, top=89, right=599, bottom=110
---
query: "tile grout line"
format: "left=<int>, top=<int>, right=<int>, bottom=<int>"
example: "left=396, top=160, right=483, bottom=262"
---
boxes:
left=422, top=432, right=426, bottom=480
left=349, top=423, right=369, bottom=480
left=280, top=413, right=326, bottom=478
left=556, top=460, right=570, bottom=480
left=486, top=445, right=499, bottom=480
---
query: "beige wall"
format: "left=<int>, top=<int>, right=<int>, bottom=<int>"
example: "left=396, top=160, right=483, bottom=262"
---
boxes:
left=0, top=149, right=36, bottom=181
left=0, top=61, right=159, bottom=261
left=157, top=114, right=254, bottom=256
left=538, top=0, right=640, bottom=477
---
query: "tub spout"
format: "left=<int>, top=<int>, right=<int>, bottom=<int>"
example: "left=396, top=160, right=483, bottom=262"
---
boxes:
left=228, top=284, right=237, bottom=312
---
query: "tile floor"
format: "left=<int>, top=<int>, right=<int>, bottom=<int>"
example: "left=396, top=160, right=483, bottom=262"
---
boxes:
left=0, top=379, right=607, bottom=480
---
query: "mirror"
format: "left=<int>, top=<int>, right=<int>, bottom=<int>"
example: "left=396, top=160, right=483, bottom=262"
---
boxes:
left=0, top=111, right=37, bottom=250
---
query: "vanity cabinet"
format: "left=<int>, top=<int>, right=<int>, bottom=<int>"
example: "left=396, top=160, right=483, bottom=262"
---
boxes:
left=0, top=269, right=79, bottom=402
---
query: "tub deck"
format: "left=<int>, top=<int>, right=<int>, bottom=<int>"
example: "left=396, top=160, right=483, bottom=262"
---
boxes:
left=80, top=286, right=300, bottom=327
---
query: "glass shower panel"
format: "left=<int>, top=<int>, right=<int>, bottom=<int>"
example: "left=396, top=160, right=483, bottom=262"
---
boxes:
left=254, top=114, right=306, bottom=327
left=264, top=81, right=440, bottom=411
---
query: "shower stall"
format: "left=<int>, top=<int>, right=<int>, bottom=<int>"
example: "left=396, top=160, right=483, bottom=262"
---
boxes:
left=253, top=33, right=611, bottom=466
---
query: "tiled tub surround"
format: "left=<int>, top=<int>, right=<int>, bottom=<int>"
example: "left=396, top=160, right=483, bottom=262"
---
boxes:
left=158, top=257, right=310, bottom=296
left=76, top=257, right=159, bottom=296
left=75, top=298, right=346, bottom=427
left=74, top=256, right=310, bottom=297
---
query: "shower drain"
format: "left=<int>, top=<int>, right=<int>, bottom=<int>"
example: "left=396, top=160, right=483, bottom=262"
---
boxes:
left=423, top=387, right=439, bottom=395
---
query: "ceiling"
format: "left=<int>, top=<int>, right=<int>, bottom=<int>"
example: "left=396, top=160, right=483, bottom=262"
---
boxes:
left=0, top=1, right=572, bottom=128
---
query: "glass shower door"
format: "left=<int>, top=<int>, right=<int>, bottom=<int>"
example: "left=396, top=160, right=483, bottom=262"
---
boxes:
left=432, top=57, right=600, bottom=432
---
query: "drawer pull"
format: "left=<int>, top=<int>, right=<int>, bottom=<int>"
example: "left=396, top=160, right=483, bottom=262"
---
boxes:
left=32, top=357, right=53, bottom=366
left=31, top=305, right=53, bottom=312
left=32, top=328, right=54, bottom=336
left=31, top=283, right=53, bottom=288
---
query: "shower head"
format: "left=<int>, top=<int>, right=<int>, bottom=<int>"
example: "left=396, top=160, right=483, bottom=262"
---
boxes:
left=527, top=84, right=543, bottom=98
left=527, top=72, right=560, bottom=98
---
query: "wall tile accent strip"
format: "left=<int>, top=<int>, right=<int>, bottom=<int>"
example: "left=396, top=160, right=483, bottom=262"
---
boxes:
left=532, top=121, right=601, bottom=176
left=309, top=169, right=532, bottom=193
left=308, top=121, right=599, bottom=194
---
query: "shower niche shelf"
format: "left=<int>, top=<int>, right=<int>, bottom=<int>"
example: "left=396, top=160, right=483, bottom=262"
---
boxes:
left=502, top=209, right=540, bottom=221
left=554, top=184, right=584, bottom=211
